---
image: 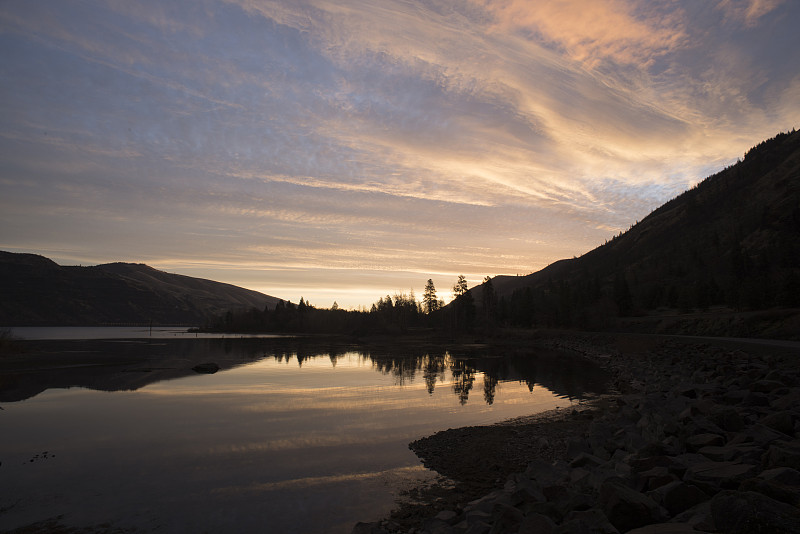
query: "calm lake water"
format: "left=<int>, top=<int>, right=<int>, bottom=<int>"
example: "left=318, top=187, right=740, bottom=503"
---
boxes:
left=0, top=329, right=609, bottom=533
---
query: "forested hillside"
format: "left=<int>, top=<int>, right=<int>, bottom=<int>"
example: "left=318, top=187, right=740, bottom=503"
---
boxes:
left=482, top=130, right=800, bottom=337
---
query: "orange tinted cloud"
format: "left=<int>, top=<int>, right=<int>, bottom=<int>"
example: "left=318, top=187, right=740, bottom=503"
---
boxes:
left=480, top=0, right=687, bottom=67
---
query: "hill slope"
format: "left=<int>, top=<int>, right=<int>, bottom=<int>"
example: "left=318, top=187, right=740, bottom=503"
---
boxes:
left=0, top=252, right=280, bottom=326
left=478, top=130, right=800, bottom=337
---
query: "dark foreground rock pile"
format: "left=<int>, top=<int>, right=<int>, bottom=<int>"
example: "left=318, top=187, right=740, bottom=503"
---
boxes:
left=354, top=338, right=800, bottom=534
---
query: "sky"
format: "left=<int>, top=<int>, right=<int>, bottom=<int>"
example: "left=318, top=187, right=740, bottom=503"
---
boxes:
left=1, top=0, right=799, bottom=309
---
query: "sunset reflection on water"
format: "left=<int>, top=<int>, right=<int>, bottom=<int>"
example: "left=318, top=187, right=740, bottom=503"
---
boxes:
left=0, top=338, right=608, bottom=533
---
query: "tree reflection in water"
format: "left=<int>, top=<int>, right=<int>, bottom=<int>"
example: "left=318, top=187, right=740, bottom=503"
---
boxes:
left=450, top=358, right=476, bottom=405
left=1, top=338, right=609, bottom=405
left=483, top=372, right=499, bottom=405
left=423, top=353, right=447, bottom=395
left=329, top=347, right=608, bottom=405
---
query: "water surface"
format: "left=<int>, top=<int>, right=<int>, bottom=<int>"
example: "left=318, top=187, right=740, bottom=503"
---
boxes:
left=0, top=333, right=608, bottom=533
left=6, top=325, right=283, bottom=340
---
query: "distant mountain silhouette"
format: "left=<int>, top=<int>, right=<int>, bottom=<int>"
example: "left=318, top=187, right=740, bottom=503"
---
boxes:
left=0, top=252, right=280, bottom=325
left=477, top=130, right=800, bottom=338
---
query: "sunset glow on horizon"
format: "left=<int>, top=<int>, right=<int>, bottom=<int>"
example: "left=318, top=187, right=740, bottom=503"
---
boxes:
left=1, top=0, right=798, bottom=309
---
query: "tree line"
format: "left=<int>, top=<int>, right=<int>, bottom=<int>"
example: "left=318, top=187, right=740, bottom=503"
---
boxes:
left=202, top=276, right=483, bottom=335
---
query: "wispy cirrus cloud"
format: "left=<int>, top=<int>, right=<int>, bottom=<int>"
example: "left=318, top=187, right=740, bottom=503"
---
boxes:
left=1, top=0, right=798, bottom=307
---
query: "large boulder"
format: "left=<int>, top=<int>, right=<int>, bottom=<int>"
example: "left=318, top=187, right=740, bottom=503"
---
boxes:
left=759, top=466, right=800, bottom=486
left=764, top=440, right=800, bottom=470
left=517, top=513, right=556, bottom=534
left=685, top=433, right=724, bottom=452
left=598, top=477, right=669, bottom=533
left=710, top=406, right=746, bottom=432
left=739, top=476, right=800, bottom=506
left=710, top=490, right=800, bottom=533
left=558, top=508, right=619, bottom=534
left=761, top=411, right=796, bottom=436
left=650, top=481, right=710, bottom=516
left=625, top=524, right=701, bottom=534
left=351, top=522, right=389, bottom=534
left=683, top=461, right=758, bottom=493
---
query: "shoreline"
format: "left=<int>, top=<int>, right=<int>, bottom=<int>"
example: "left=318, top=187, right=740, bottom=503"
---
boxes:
left=357, top=332, right=800, bottom=534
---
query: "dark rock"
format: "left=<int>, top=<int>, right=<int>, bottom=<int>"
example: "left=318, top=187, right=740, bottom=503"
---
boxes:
left=740, top=476, right=800, bottom=506
left=728, top=424, right=787, bottom=446
left=636, top=441, right=671, bottom=458
left=683, top=460, right=758, bottom=493
left=542, top=483, right=569, bottom=503
left=670, top=501, right=715, bottom=531
left=743, top=391, right=771, bottom=407
left=772, top=389, right=800, bottom=411
left=765, top=370, right=792, bottom=385
left=761, top=411, right=796, bottom=436
left=586, top=424, right=616, bottom=460
left=569, top=467, right=591, bottom=485
left=710, top=406, right=745, bottom=432
left=688, top=415, right=728, bottom=436
left=558, top=508, right=619, bottom=534
left=630, top=455, right=688, bottom=478
left=661, top=420, right=682, bottom=440
left=759, top=466, right=800, bottom=486
left=488, top=502, right=523, bottom=533
left=434, top=510, right=459, bottom=524
left=464, top=509, right=492, bottom=525
left=697, top=445, right=730, bottom=461
left=638, top=466, right=676, bottom=491
left=508, top=475, right=545, bottom=504
left=351, top=522, right=389, bottom=534
left=421, top=517, right=453, bottom=534
left=721, top=388, right=749, bottom=405
left=465, top=490, right=512, bottom=515
left=690, top=399, right=715, bottom=415
left=685, top=433, right=724, bottom=452
left=524, top=459, right=568, bottom=486
left=463, top=522, right=490, bottom=534
left=598, top=477, right=669, bottom=533
left=697, top=444, right=761, bottom=463
left=625, top=524, right=700, bottom=534
left=586, top=466, right=624, bottom=492
left=519, top=501, right=561, bottom=523
left=517, top=513, right=556, bottom=534
left=559, top=492, right=594, bottom=515
left=765, top=440, right=800, bottom=470
left=569, top=452, right=605, bottom=469
left=751, top=380, right=786, bottom=393
left=192, top=362, right=220, bottom=374
left=660, top=437, right=685, bottom=458
left=567, top=438, right=591, bottom=458
left=711, top=490, right=800, bottom=533
left=660, top=481, right=710, bottom=516
left=669, top=453, right=713, bottom=475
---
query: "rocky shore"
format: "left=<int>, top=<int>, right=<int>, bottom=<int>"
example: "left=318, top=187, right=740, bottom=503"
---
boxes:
left=354, top=334, right=800, bottom=534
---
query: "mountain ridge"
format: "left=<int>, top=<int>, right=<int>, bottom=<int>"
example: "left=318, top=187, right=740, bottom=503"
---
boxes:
left=0, top=252, right=280, bottom=326
left=475, top=129, right=800, bottom=338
